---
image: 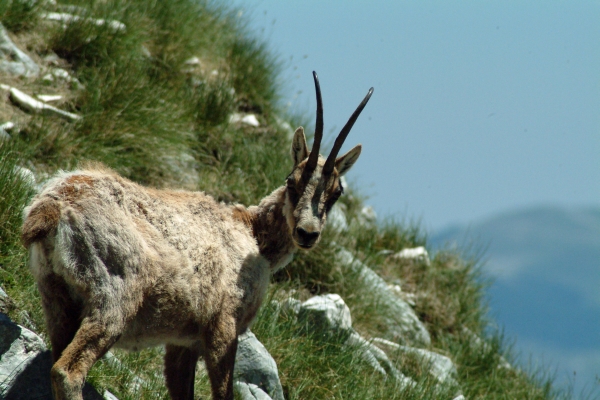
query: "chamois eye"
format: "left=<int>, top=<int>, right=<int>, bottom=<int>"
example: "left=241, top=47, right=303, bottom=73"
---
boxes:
left=333, top=186, right=343, bottom=199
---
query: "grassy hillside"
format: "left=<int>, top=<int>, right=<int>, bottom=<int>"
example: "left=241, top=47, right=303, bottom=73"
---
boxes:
left=0, top=0, right=569, bottom=398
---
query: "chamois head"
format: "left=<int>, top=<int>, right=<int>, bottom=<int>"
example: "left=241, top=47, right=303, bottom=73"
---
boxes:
left=285, top=71, right=373, bottom=249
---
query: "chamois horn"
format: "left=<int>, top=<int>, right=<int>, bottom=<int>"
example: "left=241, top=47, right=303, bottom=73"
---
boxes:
left=322, top=86, right=374, bottom=176
left=301, top=71, right=324, bottom=183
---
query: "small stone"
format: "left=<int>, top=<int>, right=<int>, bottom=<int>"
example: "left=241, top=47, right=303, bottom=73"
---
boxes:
left=184, top=56, right=201, bottom=66
left=41, top=12, right=126, bottom=33
left=241, top=114, right=259, bottom=127
left=392, top=246, right=431, bottom=266
left=42, top=53, right=60, bottom=65
left=103, top=390, right=119, bottom=400
left=51, top=68, right=71, bottom=80
left=0, top=122, right=14, bottom=141
left=229, top=113, right=260, bottom=127
left=36, top=94, right=63, bottom=102
left=9, top=87, right=81, bottom=122
left=360, top=206, right=377, bottom=223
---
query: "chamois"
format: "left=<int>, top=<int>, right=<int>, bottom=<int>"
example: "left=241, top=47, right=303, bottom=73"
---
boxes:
left=21, top=72, right=373, bottom=400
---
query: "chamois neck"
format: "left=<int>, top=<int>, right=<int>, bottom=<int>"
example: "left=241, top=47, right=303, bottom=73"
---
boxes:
left=232, top=186, right=296, bottom=271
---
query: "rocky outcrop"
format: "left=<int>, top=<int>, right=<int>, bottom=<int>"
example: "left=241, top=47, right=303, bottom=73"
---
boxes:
left=337, top=248, right=431, bottom=346
left=279, top=293, right=462, bottom=394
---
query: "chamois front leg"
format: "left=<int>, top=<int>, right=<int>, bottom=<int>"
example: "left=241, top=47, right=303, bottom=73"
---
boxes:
left=204, top=314, right=238, bottom=400
left=164, top=345, right=201, bottom=400
left=50, top=315, right=122, bottom=400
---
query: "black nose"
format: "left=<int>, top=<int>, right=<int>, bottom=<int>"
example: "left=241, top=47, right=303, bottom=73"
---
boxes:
left=296, top=227, right=320, bottom=243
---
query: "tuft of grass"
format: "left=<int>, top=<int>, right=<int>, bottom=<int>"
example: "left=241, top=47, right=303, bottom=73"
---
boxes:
left=0, top=0, right=40, bottom=33
left=0, top=142, right=43, bottom=330
left=228, top=35, right=281, bottom=115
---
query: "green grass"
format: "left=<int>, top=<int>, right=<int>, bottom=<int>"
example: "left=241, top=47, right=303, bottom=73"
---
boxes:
left=0, top=0, right=572, bottom=398
left=0, top=0, right=40, bottom=33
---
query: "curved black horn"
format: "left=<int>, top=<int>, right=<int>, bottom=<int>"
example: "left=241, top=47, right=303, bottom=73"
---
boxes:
left=302, top=71, right=324, bottom=182
left=322, top=87, right=374, bottom=176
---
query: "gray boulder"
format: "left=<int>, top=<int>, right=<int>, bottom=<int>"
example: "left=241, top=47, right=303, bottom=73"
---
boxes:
left=0, top=313, right=46, bottom=396
left=234, top=382, right=273, bottom=400
left=0, top=313, right=103, bottom=399
left=235, top=330, right=284, bottom=400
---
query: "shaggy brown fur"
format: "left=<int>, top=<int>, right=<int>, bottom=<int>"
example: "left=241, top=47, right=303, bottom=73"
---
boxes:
left=21, top=126, right=362, bottom=400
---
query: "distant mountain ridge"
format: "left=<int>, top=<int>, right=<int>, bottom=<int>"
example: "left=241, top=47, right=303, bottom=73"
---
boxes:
left=430, top=205, right=600, bottom=395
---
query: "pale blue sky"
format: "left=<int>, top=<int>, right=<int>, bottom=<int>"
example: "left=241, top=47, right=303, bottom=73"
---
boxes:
left=233, top=0, right=600, bottom=232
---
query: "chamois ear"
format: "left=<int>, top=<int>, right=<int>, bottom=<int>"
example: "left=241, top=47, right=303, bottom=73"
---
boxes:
left=291, top=127, right=309, bottom=167
left=335, top=144, right=361, bottom=176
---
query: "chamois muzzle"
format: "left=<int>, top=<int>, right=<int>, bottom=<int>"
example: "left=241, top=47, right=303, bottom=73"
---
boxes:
left=295, top=226, right=320, bottom=249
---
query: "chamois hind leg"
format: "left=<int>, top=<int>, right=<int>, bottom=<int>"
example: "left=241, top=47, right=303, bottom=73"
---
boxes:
left=50, top=313, right=122, bottom=400
left=37, top=272, right=83, bottom=363
left=164, top=345, right=201, bottom=400
left=204, top=314, right=238, bottom=400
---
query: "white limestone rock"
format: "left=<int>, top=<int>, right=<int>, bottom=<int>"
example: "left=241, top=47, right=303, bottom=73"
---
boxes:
left=9, top=87, right=81, bottom=121
left=0, top=122, right=14, bottom=141
left=327, top=202, right=349, bottom=232
left=372, top=338, right=458, bottom=386
left=230, top=113, right=260, bottom=127
left=36, top=94, right=63, bottom=102
left=336, top=248, right=431, bottom=346
left=41, top=12, right=126, bottom=33
left=103, top=390, right=119, bottom=400
left=42, top=67, right=84, bottom=89
left=346, top=332, right=415, bottom=389
left=0, top=24, right=40, bottom=78
left=392, top=246, right=431, bottom=266
left=298, top=294, right=353, bottom=334
left=183, top=56, right=201, bottom=66
left=354, top=205, right=377, bottom=228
